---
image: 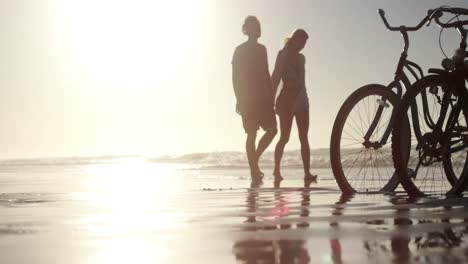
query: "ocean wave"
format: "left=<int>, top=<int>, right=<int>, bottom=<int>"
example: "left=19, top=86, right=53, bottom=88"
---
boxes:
left=0, top=155, right=141, bottom=167
left=150, top=149, right=333, bottom=169
left=0, top=148, right=381, bottom=170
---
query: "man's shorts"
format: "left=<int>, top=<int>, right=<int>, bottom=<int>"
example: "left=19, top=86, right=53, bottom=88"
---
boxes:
left=242, top=107, right=277, bottom=134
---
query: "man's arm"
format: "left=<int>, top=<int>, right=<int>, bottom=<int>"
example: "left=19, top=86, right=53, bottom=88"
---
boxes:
left=232, top=65, right=241, bottom=101
left=232, top=48, right=243, bottom=114
left=262, top=46, right=273, bottom=96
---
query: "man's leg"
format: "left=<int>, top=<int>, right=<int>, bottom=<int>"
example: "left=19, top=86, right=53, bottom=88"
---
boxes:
left=256, top=109, right=278, bottom=174
left=256, top=127, right=277, bottom=167
left=246, top=131, right=258, bottom=178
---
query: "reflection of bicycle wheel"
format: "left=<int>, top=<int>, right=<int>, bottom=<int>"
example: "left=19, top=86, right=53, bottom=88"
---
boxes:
left=415, top=201, right=464, bottom=249
left=415, top=219, right=463, bottom=249
left=331, top=84, right=405, bottom=193
left=392, top=75, right=468, bottom=196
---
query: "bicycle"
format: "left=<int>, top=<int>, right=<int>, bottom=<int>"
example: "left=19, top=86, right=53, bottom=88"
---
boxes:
left=330, top=9, right=432, bottom=194
left=391, top=7, right=468, bottom=197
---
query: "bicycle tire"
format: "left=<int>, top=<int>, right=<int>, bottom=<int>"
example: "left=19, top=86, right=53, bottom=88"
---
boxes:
left=391, top=74, right=468, bottom=196
left=331, top=84, right=403, bottom=193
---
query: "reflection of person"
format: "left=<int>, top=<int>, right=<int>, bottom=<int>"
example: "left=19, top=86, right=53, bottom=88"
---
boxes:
left=233, top=186, right=310, bottom=263
left=233, top=188, right=275, bottom=263
left=389, top=196, right=412, bottom=264
left=297, top=185, right=311, bottom=228
left=271, top=29, right=316, bottom=184
left=232, top=16, right=277, bottom=183
left=329, top=194, right=353, bottom=264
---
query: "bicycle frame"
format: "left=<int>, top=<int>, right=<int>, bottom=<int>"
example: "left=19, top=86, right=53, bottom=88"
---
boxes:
left=363, top=30, right=425, bottom=148
left=362, top=8, right=468, bottom=150
left=362, top=7, right=468, bottom=151
left=364, top=26, right=467, bottom=153
left=409, top=26, right=468, bottom=161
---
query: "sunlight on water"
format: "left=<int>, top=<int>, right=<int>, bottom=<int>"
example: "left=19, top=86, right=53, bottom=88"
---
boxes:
left=78, top=158, right=181, bottom=208
left=88, top=240, right=155, bottom=264
left=72, top=159, right=189, bottom=263
left=2, top=158, right=468, bottom=263
left=75, top=158, right=190, bottom=216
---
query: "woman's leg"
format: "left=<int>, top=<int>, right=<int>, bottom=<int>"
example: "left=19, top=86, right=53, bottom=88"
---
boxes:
left=295, top=111, right=312, bottom=176
left=274, top=113, right=294, bottom=178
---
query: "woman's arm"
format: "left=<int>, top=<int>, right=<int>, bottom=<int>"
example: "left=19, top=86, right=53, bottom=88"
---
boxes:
left=299, top=54, right=306, bottom=89
left=271, top=50, right=285, bottom=102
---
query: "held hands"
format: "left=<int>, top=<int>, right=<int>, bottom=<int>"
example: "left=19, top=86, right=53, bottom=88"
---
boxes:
left=236, top=102, right=242, bottom=115
left=236, top=100, right=277, bottom=115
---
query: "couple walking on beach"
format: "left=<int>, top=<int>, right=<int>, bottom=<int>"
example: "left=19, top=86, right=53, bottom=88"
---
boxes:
left=232, top=15, right=317, bottom=185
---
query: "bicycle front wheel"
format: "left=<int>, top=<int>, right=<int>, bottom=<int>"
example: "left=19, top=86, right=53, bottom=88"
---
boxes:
left=392, top=75, right=468, bottom=196
left=331, top=84, right=402, bottom=193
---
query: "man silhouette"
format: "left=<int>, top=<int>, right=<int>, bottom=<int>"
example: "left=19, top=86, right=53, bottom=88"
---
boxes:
left=232, top=16, right=277, bottom=183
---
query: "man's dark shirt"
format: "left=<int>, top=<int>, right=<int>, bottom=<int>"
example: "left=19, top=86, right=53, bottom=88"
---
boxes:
left=232, top=41, right=273, bottom=113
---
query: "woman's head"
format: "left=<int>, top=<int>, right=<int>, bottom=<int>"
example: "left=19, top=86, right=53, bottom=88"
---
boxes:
left=242, top=16, right=261, bottom=39
left=284, top=29, right=309, bottom=52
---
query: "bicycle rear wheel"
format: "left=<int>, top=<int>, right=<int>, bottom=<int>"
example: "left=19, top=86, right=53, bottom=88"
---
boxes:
left=392, top=75, right=468, bottom=196
left=331, top=84, right=403, bottom=193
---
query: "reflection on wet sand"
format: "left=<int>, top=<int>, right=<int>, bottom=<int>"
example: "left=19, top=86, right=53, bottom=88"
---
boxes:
left=389, top=196, right=412, bottom=264
left=4, top=167, right=468, bottom=263
left=361, top=195, right=468, bottom=264
left=329, top=193, right=352, bottom=264
left=233, top=181, right=468, bottom=263
left=233, top=180, right=310, bottom=263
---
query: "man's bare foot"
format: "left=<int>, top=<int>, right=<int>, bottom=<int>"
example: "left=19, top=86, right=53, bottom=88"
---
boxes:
left=251, top=169, right=264, bottom=179
left=250, top=169, right=264, bottom=187
left=250, top=178, right=263, bottom=188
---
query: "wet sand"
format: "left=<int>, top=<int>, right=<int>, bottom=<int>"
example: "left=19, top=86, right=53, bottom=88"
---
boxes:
left=0, top=162, right=468, bottom=263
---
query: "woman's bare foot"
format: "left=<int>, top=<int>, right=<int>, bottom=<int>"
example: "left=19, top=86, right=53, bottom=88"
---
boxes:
left=273, top=170, right=283, bottom=182
left=274, top=180, right=282, bottom=188
left=304, top=173, right=317, bottom=184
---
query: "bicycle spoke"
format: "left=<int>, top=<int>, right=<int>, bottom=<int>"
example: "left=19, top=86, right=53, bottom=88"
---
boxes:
left=335, top=88, right=399, bottom=193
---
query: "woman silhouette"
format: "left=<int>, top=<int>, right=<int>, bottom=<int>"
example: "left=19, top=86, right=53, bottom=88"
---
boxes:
left=272, top=29, right=317, bottom=184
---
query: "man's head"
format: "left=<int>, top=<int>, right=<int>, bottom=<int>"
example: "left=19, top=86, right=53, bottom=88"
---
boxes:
left=242, top=16, right=261, bottom=39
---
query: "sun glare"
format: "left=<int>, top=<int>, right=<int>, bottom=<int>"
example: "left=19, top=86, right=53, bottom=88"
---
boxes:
left=61, top=0, right=202, bottom=86
left=79, top=158, right=180, bottom=209
left=75, top=159, right=188, bottom=263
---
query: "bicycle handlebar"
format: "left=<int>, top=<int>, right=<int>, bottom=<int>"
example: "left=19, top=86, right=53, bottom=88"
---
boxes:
left=434, top=16, right=468, bottom=28
left=378, top=9, right=432, bottom=31
left=432, top=8, right=468, bottom=28
left=436, top=7, right=468, bottom=16
left=379, top=7, right=468, bottom=32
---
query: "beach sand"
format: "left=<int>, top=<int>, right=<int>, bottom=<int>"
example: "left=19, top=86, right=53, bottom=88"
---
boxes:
left=0, top=159, right=468, bottom=263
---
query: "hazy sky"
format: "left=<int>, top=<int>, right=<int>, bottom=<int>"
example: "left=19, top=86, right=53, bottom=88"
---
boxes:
left=0, top=0, right=467, bottom=159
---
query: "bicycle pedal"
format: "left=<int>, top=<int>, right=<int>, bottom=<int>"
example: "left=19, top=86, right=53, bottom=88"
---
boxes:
left=429, top=86, right=439, bottom=94
left=407, top=168, right=416, bottom=179
left=376, top=99, right=390, bottom=108
left=453, top=126, right=468, bottom=132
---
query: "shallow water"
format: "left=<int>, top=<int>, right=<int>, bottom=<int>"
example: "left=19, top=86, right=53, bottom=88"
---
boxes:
left=0, top=160, right=468, bottom=263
